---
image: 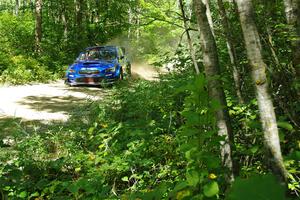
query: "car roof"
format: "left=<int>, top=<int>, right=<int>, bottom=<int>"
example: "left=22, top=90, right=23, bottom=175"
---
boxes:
left=85, top=46, right=118, bottom=50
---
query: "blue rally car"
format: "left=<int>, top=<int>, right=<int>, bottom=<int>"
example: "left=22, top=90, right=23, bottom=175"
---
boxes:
left=65, top=46, right=131, bottom=86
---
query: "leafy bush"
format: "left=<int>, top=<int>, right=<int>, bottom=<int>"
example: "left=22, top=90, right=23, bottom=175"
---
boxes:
left=0, top=70, right=298, bottom=199
left=0, top=56, right=54, bottom=84
left=0, top=12, right=59, bottom=84
left=226, top=174, right=286, bottom=200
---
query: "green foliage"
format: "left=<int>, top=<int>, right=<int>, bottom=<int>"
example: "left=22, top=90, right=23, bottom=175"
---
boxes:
left=0, top=72, right=227, bottom=199
left=0, top=0, right=300, bottom=199
left=0, top=12, right=58, bottom=84
left=0, top=12, right=35, bottom=54
left=0, top=56, right=54, bottom=84
left=226, top=174, right=286, bottom=200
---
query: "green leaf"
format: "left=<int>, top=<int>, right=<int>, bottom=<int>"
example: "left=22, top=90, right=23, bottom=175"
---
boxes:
left=68, top=183, right=80, bottom=194
left=88, top=127, right=95, bottom=135
left=186, top=170, right=199, bottom=187
left=29, top=192, right=39, bottom=198
left=122, top=176, right=129, bottom=182
left=250, top=146, right=259, bottom=154
left=173, top=181, right=188, bottom=193
left=226, top=174, right=285, bottom=200
left=18, top=191, right=27, bottom=198
left=277, top=121, right=294, bottom=131
left=203, top=181, right=219, bottom=197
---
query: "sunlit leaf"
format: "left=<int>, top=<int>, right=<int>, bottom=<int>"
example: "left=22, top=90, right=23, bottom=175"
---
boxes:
left=203, top=181, right=219, bottom=197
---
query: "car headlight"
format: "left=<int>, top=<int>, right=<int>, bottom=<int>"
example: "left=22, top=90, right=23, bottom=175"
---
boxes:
left=105, top=65, right=117, bottom=73
left=68, top=69, right=75, bottom=73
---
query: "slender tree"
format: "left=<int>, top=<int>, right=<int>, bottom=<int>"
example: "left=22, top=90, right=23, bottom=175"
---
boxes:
left=61, top=1, right=68, bottom=41
left=235, top=0, right=288, bottom=182
left=217, top=0, right=244, bottom=104
left=203, top=0, right=215, bottom=36
left=15, top=0, right=19, bottom=16
left=35, top=0, right=42, bottom=53
left=194, top=0, right=235, bottom=182
left=76, top=0, right=83, bottom=41
left=284, top=0, right=300, bottom=78
left=178, top=0, right=200, bottom=74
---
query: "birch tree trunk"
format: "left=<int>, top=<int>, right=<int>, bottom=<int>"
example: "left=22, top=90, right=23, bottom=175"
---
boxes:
left=203, top=0, right=215, bottom=36
left=217, top=0, right=244, bottom=104
left=178, top=0, right=200, bottom=74
left=236, top=0, right=288, bottom=182
left=61, top=2, right=68, bottom=41
left=194, top=0, right=235, bottom=182
left=284, top=0, right=300, bottom=78
left=15, top=0, right=19, bottom=16
left=76, top=0, right=83, bottom=41
left=35, top=0, right=42, bottom=53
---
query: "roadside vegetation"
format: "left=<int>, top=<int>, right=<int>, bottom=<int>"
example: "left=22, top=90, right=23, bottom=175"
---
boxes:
left=0, top=0, right=300, bottom=199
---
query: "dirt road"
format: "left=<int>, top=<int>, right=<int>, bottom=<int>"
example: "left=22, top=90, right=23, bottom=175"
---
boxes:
left=0, top=64, right=160, bottom=123
left=0, top=81, right=105, bottom=122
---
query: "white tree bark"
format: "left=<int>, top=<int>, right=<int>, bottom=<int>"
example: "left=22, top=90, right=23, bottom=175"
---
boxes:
left=35, top=0, right=42, bottom=53
left=236, top=0, right=288, bottom=182
left=179, top=0, right=200, bottom=74
left=284, top=0, right=300, bottom=78
left=203, top=0, right=215, bottom=36
left=194, top=0, right=235, bottom=182
left=15, top=0, right=19, bottom=16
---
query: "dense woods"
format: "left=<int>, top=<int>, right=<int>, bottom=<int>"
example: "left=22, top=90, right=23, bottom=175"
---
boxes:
left=0, top=0, right=299, bottom=199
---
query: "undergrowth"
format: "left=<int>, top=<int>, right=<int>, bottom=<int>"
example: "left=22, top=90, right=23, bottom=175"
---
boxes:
left=0, top=73, right=298, bottom=199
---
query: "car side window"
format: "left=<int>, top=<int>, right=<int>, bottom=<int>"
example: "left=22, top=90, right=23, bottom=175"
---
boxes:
left=78, top=52, right=86, bottom=60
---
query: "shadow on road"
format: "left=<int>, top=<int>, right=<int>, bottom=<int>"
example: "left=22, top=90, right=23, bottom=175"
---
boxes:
left=0, top=82, right=106, bottom=142
left=17, top=95, right=92, bottom=114
left=59, top=85, right=109, bottom=98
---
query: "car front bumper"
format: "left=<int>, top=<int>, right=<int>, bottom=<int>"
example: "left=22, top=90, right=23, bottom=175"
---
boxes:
left=65, top=74, right=118, bottom=86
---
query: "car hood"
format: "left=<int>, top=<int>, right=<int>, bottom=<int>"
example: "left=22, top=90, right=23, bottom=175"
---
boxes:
left=74, top=60, right=116, bottom=70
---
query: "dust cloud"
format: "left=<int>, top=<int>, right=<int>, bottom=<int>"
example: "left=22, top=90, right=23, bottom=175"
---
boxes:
left=131, top=63, right=161, bottom=81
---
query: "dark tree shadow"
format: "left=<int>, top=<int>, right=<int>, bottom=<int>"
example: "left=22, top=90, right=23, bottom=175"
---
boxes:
left=17, top=95, right=91, bottom=114
left=15, top=84, right=108, bottom=115
left=60, top=85, right=110, bottom=97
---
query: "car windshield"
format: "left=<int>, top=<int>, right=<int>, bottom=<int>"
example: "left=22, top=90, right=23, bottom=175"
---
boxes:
left=81, top=47, right=117, bottom=61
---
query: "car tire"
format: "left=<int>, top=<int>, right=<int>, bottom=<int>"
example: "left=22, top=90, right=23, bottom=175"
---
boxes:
left=64, top=79, right=72, bottom=87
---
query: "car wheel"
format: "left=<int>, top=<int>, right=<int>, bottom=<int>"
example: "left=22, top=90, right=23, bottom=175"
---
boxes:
left=65, top=79, right=73, bottom=87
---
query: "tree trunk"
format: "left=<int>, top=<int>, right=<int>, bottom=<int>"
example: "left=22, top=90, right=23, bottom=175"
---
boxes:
left=236, top=0, right=288, bottom=182
left=284, top=0, right=300, bottom=78
left=76, top=0, right=83, bottom=40
left=128, top=7, right=132, bottom=39
left=203, top=0, right=215, bottom=36
left=15, top=0, right=19, bottom=16
left=178, top=0, right=200, bottom=74
left=193, top=0, right=235, bottom=182
left=217, top=0, right=244, bottom=104
left=35, top=0, right=42, bottom=53
left=61, top=2, right=68, bottom=41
